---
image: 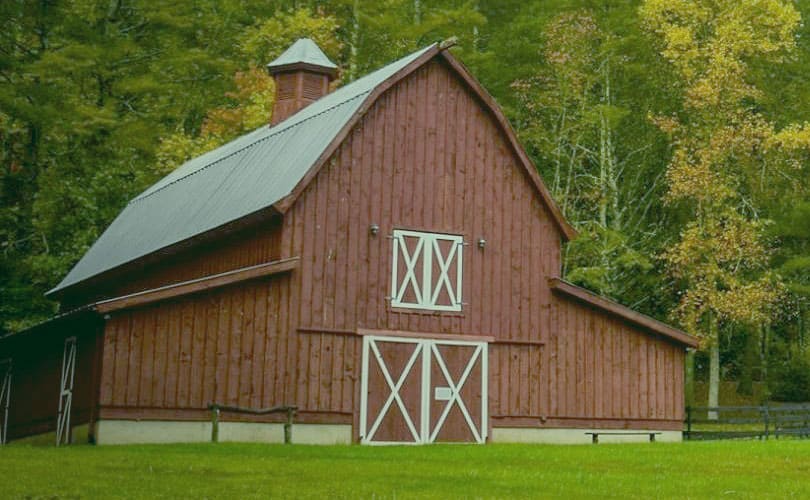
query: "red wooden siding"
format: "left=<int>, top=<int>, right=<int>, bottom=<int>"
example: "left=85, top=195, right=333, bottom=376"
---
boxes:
left=102, top=275, right=286, bottom=412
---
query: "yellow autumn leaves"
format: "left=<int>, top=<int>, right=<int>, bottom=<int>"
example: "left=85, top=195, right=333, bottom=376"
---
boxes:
left=640, top=0, right=808, bottom=340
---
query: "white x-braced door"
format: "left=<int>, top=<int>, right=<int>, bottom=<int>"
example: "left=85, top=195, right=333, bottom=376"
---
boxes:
left=56, top=337, right=77, bottom=446
left=0, top=359, right=11, bottom=445
left=360, top=336, right=487, bottom=444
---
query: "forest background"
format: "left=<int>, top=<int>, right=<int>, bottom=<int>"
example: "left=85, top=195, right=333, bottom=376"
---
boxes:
left=2, top=0, right=809, bottom=408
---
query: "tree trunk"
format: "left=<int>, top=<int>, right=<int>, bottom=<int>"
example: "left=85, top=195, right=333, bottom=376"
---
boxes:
left=760, top=324, right=770, bottom=400
left=708, top=340, right=720, bottom=420
left=347, top=0, right=360, bottom=82
left=737, top=329, right=755, bottom=396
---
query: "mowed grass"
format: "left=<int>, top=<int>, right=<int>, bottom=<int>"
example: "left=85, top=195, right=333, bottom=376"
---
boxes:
left=2, top=440, right=810, bottom=499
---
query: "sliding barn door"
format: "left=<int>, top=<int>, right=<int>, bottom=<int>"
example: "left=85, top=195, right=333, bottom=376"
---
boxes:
left=360, top=336, right=487, bottom=444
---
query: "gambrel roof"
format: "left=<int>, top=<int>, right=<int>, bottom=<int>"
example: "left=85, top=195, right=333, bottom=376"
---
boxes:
left=50, top=43, right=575, bottom=297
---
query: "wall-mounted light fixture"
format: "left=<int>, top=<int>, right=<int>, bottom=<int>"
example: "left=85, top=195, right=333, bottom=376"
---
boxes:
left=478, top=238, right=486, bottom=249
left=370, top=224, right=380, bottom=236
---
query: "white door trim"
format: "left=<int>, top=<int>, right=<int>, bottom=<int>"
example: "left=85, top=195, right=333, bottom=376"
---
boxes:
left=360, top=335, right=488, bottom=445
left=56, top=336, right=77, bottom=446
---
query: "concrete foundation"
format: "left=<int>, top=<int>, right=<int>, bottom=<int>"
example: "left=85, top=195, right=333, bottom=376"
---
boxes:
left=95, top=420, right=352, bottom=445
left=290, top=424, right=352, bottom=445
left=96, top=420, right=212, bottom=445
left=218, top=422, right=285, bottom=443
left=491, top=427, right=682, bottom=444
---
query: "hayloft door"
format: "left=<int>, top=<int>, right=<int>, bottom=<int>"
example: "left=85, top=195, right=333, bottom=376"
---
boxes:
left=360, top=335, right=488, bottom=444
left=0, top=359, right=10, bottom=445
left=56, top=336, right=77, bottom=446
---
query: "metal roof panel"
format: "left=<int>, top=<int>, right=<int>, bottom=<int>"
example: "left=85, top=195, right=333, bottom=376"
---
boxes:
left=50, top=44, right=435, bottom=295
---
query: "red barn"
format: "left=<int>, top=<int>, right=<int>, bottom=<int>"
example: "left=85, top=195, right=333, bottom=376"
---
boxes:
left=0, top=39, right=696, bottom=446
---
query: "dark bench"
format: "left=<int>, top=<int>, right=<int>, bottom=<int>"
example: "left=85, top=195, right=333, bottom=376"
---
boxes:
left=585, top=431, right=662, bottom=444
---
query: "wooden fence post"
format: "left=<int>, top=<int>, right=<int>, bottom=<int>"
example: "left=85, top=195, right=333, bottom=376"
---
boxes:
left=685, top=406, right=692, bottom=440
left=763, top=404, right=769, bottom=441
left=284, top=407, right=294, bottom=444
left=211, top=406, right=220, bottom=443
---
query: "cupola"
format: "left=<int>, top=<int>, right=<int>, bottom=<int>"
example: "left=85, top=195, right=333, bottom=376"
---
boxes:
left=266, top=38, right=337, bottom=125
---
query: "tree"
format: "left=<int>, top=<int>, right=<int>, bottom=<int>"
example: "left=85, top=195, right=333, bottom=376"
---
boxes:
left=640, top=0, right=808, bottom=415
left=0, top=1, right=283, bottom=332
left=511, top=11, right=662, bottom=301
left=332, top=0, right=487, bottom=81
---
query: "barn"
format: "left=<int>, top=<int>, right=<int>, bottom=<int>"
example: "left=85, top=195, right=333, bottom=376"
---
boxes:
left=0, top=39, right=697, bottom=446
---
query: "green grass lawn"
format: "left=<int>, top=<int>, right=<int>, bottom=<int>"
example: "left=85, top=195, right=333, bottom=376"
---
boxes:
left=1, top=440, right=809, bottom=499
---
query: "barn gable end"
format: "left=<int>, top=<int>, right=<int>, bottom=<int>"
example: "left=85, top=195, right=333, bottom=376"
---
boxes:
left=283, top=56, right=562, bottom=338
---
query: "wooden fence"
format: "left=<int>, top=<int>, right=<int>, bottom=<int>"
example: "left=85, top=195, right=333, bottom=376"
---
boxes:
left=685, top=404, right=810, bottom=440
left=208, top=403, right=297, bottom=444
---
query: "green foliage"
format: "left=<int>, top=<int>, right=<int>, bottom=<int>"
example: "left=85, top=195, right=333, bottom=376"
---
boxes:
left=511, top=10, right=668, bottom=308
left=240, top=8, right=343, bottom=66
left=338, top=0, right=487, bottom=81
left=770, top=352, right=810, bottom=402
left=565, top=222, right=653, bottom=297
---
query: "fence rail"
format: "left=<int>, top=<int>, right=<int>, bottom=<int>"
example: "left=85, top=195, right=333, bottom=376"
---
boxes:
left=685, top=404, right=810, bottom=440
left=207, top=403, right=298, bottom=444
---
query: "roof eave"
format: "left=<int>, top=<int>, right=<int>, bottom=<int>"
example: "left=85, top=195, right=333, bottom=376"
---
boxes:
left=266, top=61, right=338, bottom=77
left=1, top=305, right=101, bottom=342
left=549, top=277, right=699, bottom=348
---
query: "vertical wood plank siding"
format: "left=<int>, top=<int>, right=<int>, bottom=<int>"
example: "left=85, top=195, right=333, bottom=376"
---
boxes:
left=95, top=58, right=684, bottom=430
left=113, top=223, right=282, bottom=297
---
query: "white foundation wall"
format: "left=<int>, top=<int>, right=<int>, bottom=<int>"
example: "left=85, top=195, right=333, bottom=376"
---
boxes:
left=218, top=422, right=286, bottom=443
left=491, top=427, right=682, bottom=444
left=96, top=420, right=212, bottom=445
left=219, top=422, right=351, bottom=444
left=95, top=420, right=352, bottom=445
left=289, top=424, right=352, bottom=444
